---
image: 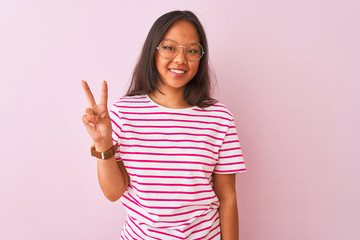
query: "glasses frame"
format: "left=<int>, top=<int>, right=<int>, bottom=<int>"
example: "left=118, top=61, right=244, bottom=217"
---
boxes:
left=156, top=39, right=205, bottom=62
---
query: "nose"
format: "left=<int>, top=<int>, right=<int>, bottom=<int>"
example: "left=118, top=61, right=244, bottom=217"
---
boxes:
left=173, top=46, right=187, bottom=64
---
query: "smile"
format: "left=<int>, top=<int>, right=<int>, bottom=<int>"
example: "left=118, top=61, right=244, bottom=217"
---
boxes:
left=169, top=69, right=186, bottom=74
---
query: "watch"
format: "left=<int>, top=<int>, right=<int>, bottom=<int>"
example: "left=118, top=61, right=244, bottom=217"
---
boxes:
left=90, top=143, right=118, bottom=160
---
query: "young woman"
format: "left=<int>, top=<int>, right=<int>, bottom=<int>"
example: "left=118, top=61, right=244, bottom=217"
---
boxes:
left=81, top=10, right=246, bottom=240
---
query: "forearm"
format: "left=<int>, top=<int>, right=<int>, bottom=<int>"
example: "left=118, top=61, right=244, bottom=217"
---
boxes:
left=219, top=198, right=239, bottom=240
left=95, top=142, right=128, bottom=202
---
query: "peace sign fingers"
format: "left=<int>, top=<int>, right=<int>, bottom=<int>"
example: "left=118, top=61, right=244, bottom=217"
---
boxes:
left=81, top=80, right=108, bottom=107
left=81, top=80, right=113, bottom=144
left=81, top=80, right=97, bottom=108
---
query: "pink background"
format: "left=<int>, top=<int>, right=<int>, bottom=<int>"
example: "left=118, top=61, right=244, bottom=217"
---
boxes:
left=1, top=0, right=359, bottom=239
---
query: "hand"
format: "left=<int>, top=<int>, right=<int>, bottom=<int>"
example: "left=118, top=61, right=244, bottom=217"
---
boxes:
left=81, top=80, right=113, bottom=150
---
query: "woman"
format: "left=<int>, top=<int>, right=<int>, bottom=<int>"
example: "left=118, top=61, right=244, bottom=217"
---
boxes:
left=81, top=10, right=246, bottom=240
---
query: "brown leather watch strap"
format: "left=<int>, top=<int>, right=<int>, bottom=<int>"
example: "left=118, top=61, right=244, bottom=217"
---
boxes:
left=90, top=143, right=118, bottom=160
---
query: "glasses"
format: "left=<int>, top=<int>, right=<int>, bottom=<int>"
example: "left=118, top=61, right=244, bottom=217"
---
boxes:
left=156, top=39, right=205, bottom=62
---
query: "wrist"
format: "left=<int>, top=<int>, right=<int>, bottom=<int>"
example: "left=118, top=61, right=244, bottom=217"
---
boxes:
left=94, top=140, right=114, bottom=152
left=91, top=142, right=118, bottom=160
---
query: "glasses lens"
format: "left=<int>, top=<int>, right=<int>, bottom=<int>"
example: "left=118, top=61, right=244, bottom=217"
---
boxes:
left=185, top=43, right=203, bottom=61
left=158, top=40, right=177, bottom=59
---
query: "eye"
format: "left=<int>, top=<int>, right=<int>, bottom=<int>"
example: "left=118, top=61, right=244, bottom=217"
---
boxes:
left=187, top=49, right=199, bottom=54
left=162, top=46, right=176, bottom=51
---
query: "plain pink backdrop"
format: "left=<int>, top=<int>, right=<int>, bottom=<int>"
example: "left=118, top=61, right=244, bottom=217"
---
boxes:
left=1, top=0, right=359, bottom=239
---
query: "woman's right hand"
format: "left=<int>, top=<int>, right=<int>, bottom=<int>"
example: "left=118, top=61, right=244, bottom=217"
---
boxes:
left=81, top=80, right=113, bottom=150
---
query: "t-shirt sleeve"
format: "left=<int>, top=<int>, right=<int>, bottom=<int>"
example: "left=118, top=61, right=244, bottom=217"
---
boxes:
left=109, top=103, right=122, bottom=161
left=214, top=118, right=247, bottom=174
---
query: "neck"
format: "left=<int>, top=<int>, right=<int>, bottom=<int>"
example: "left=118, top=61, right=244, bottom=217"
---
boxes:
left=149, top=87, right=192, bottom=109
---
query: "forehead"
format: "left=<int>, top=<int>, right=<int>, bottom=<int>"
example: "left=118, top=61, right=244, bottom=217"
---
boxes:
left=162, top=20, right=200, bottom=44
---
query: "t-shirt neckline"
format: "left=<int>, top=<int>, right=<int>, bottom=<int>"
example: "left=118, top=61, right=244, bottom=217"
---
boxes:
left=145, top=94, right=198, bottom=112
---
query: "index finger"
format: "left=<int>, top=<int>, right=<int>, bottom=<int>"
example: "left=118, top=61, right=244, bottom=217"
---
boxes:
left=81, top=80, right=96, bottom=107
left=100, top=80, right=108, bottom=106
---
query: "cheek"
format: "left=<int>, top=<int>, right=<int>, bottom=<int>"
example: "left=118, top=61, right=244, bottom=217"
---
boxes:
left=189, top=63, right=200, bottom=76
left=155, top=55, right=170, bottom=72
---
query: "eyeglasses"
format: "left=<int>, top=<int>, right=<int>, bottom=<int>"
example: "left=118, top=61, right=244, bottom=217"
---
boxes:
left=156, top=39, right=205, bottom=62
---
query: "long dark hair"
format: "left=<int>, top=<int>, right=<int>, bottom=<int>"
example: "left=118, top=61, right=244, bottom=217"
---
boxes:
left=126, top=10, right=217, bottom=108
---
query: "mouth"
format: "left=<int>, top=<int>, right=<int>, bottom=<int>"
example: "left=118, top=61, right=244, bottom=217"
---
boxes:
left=169, top=68, right=187, bottom=74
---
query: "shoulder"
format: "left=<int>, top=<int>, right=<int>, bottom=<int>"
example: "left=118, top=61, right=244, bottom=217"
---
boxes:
left=194, top=102, right=234, bottom=120
left=111, top=94, right=150, bottom=108
left=113, top=94, right=148, bottom=105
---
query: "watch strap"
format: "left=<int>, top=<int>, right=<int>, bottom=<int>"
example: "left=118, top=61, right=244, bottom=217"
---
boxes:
left=91, top=143, right=118, bottom=160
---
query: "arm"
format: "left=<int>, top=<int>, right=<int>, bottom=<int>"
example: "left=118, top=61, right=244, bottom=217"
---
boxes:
left=95, top=141, right=129, bottom=202
left=213, top=173, right=239, bottom=240
left=81, top=80, right=129, bottom=202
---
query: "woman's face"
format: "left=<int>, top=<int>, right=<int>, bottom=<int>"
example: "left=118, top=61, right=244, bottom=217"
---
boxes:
left=155, top=20, right=201, bottom=94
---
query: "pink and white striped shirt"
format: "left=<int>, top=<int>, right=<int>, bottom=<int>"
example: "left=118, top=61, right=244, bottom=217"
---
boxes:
left=110, top=94, right=246, bottom=240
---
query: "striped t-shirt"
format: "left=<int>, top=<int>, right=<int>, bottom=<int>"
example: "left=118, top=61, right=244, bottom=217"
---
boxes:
left=110, top=94, right=246, bottom=240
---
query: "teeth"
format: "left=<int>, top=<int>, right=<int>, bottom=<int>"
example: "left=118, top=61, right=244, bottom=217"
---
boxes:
left=170, top=69, right=186, bottom=74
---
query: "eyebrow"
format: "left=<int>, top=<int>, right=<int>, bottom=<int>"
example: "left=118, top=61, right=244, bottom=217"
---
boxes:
left=163, top=39, right=201, bottom=45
